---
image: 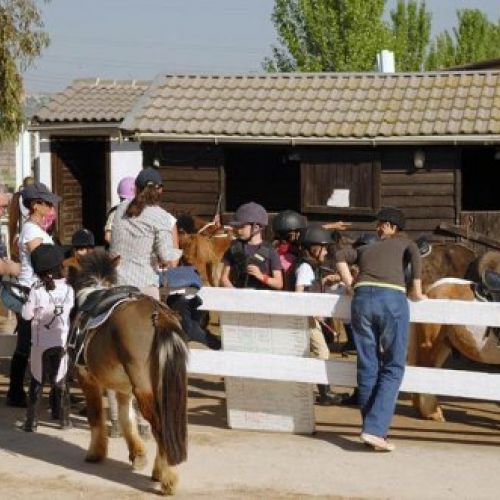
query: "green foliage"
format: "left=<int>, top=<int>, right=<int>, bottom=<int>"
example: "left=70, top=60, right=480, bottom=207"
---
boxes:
left=426, top=9, right=500, bottom=70
left=0, top=0, right=49, bottom=142
left=263, top=0, right=389, bottom=72
left=389, top=0, right=431, bottom=71
left=265, top=1, right=500, bottom=74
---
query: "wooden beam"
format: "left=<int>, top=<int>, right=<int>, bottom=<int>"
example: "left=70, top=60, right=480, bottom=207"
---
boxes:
left=438, top=222, right=500, bottom=250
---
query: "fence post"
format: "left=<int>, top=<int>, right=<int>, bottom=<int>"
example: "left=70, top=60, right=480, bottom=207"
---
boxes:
left=220, top=311, right=315, bottom=434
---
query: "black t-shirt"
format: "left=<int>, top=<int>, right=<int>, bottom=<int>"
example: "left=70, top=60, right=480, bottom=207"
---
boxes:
left=222, top=240, right=282, bottom=289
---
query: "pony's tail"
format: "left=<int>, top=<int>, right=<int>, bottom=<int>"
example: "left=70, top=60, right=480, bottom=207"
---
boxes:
left=152, top=311, right=189, bottom=465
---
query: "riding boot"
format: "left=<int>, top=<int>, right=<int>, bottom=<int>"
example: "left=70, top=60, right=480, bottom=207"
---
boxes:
left=55, top=385, right=72, bottom=430
left=49, top=387, right=58, bottom=419
left=316, top=384, right=346, bottom=406
left=23, top=378, right=43, bottom=432
left=6, top=353, right=28, bottom=407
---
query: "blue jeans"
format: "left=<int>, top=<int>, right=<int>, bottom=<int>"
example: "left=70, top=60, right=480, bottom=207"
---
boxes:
left=351, top=286, right=409, bottom=437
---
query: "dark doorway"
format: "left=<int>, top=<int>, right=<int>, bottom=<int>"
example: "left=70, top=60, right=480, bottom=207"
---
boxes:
left=462, top=147, right=500, bottom=210
left=51, top=139, right=108, bottom=245
left=224, top=147, right=300, bottom=212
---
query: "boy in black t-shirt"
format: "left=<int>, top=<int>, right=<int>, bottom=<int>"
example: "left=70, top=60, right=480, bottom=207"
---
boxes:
left=220, top=202, right=283, bottom=290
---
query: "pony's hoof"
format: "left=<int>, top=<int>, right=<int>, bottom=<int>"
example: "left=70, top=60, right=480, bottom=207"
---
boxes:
left=85, top=452, right=105, bottom=463
left=160, top=474, right=178, bottom=496
left=132, top=454, right=148, bottom=471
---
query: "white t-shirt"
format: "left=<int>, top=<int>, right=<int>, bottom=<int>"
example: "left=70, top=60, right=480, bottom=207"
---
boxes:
left=295, top=262, right=316, bottom=288
left=17, top=221, right=53, bottom=287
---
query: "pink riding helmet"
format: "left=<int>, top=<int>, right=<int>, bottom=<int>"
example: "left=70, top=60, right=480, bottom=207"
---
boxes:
left=117, top=177, right=135, bottom=200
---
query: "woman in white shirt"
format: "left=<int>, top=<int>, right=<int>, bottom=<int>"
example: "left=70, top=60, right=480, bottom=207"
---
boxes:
left=6, top=182, right=60, bottom=408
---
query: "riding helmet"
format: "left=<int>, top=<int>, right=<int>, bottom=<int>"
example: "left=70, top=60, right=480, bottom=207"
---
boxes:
left=376, top=207, right=405, bottom=230
left=272, top=210, right=307, bottom=234
left=71, top=228, right=95, bottom=249
left=353, top=233, right=379, bottom=248
left=229, top=202, right=268, bottom=227
left=31, top=244, right=64, bottom=274
left=299, top=226, right=334, bottom=247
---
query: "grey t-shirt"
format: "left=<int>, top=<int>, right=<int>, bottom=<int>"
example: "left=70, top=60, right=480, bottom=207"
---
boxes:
left=336, top=235, right=421, bottom=289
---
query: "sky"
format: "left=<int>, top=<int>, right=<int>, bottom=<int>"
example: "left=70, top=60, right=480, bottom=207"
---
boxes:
left=24, top=0, right=500, bottom=94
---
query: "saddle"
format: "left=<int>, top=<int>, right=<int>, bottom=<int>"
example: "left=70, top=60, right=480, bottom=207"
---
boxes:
left=79, top=285, right=141, bottom=317
left=403, top=236, right=433, bottom=287
left=68, top=285, right=141, bottom=366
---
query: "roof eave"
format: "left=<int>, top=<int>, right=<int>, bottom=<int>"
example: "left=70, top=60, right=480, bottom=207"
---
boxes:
left=29, top=121, right=123, bottom=133
left=127, top=132, right=500, bottom=146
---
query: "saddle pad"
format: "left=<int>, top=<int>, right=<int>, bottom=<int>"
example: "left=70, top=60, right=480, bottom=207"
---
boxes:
left=86, top=298, right=133, bottom=330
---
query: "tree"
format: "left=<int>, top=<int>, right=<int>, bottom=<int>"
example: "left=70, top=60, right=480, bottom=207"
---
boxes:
left=426, top=9, right=500, bottom=70
left=263, top=0, right=389, bottom=72
left=0, top=0, right=49, bottom=142
left=389, top=0, right=431, bottom=71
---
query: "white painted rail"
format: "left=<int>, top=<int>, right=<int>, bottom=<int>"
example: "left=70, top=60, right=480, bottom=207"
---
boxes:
left=194, top=287, right=500, bottom=403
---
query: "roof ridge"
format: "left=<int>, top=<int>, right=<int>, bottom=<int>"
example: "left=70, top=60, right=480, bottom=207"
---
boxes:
left=159, top=70, right=500, bottom=79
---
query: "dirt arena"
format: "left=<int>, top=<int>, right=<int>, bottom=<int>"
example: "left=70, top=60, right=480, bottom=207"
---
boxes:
left=0, top=345, right=499, bottom=500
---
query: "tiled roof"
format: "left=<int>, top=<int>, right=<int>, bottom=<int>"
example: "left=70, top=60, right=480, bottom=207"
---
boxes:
left=121, top=72, right=500, bottom=141
left=33, top=78, right=150, bottom=124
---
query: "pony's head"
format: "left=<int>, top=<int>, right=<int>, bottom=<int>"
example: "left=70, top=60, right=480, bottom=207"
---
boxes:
left=67, top=249, right=119, bottom=292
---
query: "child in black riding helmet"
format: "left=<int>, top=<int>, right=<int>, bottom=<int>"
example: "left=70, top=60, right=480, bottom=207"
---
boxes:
left=21, top=244, right=74, bottom=432
left=221, top=202, right=283, bottom=290
left=295, top=226, right=349, bottom=405
left=272, top=210, right=307, bottom=291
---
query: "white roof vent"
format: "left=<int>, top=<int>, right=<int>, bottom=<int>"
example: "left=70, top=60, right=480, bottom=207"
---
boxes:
left=376, top=50, right=395, bottom=73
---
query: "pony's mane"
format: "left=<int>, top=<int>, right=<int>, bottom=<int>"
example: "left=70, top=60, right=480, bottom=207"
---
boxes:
left=67, top=249, right=117, bottom=291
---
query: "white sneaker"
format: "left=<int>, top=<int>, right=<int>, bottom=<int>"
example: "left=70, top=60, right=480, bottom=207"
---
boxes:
left=360, top=433, right=395, bottom=452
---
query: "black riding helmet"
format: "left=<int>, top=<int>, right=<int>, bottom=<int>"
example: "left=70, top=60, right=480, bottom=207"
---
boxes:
left=353, top=233, right=379, bottom=248
left=376, top=207, right=405, bottom=230
left=31, top=244, right=64, bottom=274
left=272, top=210, right=307, bottom=235
left=299, top=226, right=334, bottom=248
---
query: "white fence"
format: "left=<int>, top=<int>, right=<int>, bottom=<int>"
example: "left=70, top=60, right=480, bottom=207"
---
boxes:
left=188, top=287, right=500, bottom=431
left=1, top=286, right=499, bottom=432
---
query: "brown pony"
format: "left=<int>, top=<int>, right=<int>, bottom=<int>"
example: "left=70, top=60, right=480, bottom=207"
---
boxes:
left=409, top=250, right=500, bottom=422
left=177, top=215, right=232, bottom=286
left=419, top=242, right=476, bottom=291
left=69, top=251, right=188, bottom=495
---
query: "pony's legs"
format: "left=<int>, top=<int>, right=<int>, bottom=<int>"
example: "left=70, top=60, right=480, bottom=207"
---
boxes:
left=76, top=367, right=108, bottom=462
left=116, top=391, right=147, bottom=470
left=411, top=324, right=451, bottom=422
left=152, top=444, right=178, bottom=496
left=133, top=389, right=178, bottom=495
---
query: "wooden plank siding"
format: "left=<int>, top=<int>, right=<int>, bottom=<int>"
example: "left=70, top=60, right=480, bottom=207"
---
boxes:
left=300, top=150, right=379, bottom=214
left=147, top=143, right=223, bottom=219
left=460, top=212, right=500, bottom=254
left=380, top=148, right=459, bottom=237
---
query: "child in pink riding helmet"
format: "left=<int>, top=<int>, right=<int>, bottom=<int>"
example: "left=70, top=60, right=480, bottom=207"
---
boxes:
left=104, top=177, right=135, bottom=244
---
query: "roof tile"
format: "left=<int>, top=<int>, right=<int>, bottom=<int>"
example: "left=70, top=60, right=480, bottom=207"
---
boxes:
left=36, top=72, right=500, bottom=139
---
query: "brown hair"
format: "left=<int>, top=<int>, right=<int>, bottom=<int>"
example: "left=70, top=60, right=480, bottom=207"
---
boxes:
left=126, top=185, right=161, bottom=217
left=38, top=266, right=64, bottom=292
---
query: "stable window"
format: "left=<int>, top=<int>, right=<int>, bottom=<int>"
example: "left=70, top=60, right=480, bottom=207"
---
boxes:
left=300, top=150, right=379, bottom=215
left=462, top=147, right=500, bottom=211
left=224, top=147, right=301, bottom=212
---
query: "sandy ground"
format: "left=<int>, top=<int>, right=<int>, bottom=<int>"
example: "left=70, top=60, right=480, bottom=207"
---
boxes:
left=0, top=345, right=499, bottom=500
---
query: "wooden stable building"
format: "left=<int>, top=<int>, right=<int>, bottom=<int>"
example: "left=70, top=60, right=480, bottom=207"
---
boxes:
left=31, top=71, right=500, bottom=245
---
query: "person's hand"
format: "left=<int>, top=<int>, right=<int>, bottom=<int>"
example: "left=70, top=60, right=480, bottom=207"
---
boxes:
left=246, top=264, right=263, bottom=280
left=321, top=273, right=341, bottom=286
left=322, top=221, right=352, bottom=231
left=408, top=291, right=427, bottom=301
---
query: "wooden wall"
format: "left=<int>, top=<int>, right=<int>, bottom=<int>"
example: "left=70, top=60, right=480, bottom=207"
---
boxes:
left=144, top=143, right=223, bottom=219
left=380, top=148, right=459, bottom=237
